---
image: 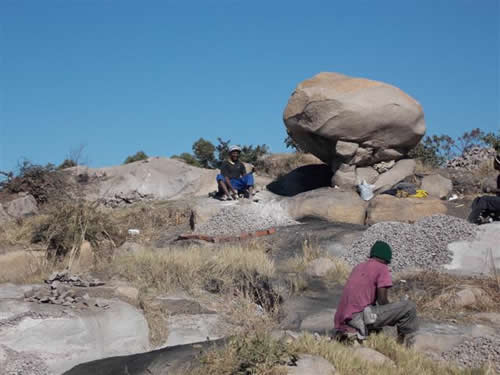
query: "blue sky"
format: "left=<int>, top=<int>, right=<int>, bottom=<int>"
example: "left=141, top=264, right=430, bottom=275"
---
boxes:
left=1, top=0, right=498, bottom=171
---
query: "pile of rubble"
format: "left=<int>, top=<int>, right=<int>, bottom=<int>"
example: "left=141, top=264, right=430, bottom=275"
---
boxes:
left=344, top=215, right=477, bottom=272
left=194, top=201, right=298, bottom=236
left=446, top=147, right=496, bottom=171
left=23, top=271, right=108, bottom=308
left=441, top=336, right=500, bottom=372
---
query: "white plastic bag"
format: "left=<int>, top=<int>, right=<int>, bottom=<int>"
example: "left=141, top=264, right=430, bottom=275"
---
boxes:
left=358, top=180, right=375, bottom=201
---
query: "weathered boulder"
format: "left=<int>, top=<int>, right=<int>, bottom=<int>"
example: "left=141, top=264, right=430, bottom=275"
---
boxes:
left=373, top=159, right=416, bottom=192
left=66, top=158, right=218, bottom=205
left=421, top=174, right=453, bottom=199
left=283, top=72, right=425, bottom=169
left=286, top=354, right=336, bottom=375
left=284, top=188, right=367, bottom=225
left=5, top=194, right=38, bottom=218
left=366, top=195, right=447, bottom=224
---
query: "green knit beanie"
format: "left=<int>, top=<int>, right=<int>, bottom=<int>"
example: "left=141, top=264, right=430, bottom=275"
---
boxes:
left=370, top=241, right=392, bottom=263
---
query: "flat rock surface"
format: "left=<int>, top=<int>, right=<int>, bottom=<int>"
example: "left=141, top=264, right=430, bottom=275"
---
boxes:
left=0, top=285, right=149, bottom=375
left=445, top=222, right=500, bottom=274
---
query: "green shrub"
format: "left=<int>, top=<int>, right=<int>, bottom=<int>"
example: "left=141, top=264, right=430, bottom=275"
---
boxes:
left=123, top=151, right=149, bottom=164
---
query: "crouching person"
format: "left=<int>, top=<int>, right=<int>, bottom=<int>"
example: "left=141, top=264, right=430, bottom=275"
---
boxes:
left=334, top=241, right=418, bottom=347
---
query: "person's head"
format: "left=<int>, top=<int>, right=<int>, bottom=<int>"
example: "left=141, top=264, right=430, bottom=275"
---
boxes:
left=369, top=241, right=392, bottom=264
left=494, top=152, right=500, bottom=172
left=229, top=145, right=241, bottom=162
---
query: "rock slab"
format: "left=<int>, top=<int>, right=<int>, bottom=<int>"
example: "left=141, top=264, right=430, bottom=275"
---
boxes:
left=0, top=294, right=149, bottom=374
left=366, top=195, right=447, bottom=224
left=284, top=188, right=367, bottom=225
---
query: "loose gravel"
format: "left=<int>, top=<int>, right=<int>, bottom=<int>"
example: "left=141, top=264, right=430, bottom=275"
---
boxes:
left=194, top=201, right=298, bottom=236
left=1, top=345, right=50, bottom=375
left=441, top=336, right=500, bottom=372
left=343, top=215, right=478, bottom=272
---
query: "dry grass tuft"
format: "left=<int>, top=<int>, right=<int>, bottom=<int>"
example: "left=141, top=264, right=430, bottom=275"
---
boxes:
left=111, top=243, right=275, bottom=295
left=0, top=250, right=53, bottom=284
left=109, top=200, right=191, bottom=244
left=189, top=331, right=486, bottom=375
left=0, top=215, right=48, bottom=250
left=292, top=333, right=489, bottom=375
left=281, top=240, right=352, bottom=291
left=392, top=271, right=500, bottom=321
left=30, top=200, right=124, bottom=269
left=189, top=327, right=295, bottom=375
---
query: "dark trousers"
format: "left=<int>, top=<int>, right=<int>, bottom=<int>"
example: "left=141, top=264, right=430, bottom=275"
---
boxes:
left=467, top=196, right=500, bottom=223
left=369, top=300, right=418, bottom=337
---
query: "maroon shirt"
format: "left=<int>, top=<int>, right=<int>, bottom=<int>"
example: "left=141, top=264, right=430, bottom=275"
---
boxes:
left=334, top=259, right=393, bottom=332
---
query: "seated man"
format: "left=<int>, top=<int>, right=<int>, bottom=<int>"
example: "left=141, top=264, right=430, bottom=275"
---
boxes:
left=467, top=152, right=500, bottom=224
left=216, top=145, right=254, bottom=200
left=334, top=241, right=418, bottom=347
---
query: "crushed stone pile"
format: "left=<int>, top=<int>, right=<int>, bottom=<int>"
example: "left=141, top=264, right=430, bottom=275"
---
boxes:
left=441, top=336, right=500, bottom=372
left=446, top=147, right=496, bottom=171
left=344, top=215, right=478, bottom=272
left=23, top=271, right=108, bottom=308
left=194, top=201, right=298, bottom=236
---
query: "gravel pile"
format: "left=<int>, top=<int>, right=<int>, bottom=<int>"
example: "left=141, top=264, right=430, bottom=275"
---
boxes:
left=446, top=147, right=496, bottom=171
left=194, top=202, right=298, bottom=236
left=344, top=215, right=477, bottom=272
left=441, top=336, right=500, bottom=372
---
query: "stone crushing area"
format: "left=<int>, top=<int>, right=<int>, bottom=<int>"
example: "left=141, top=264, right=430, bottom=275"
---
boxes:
left=441, top=336, right=500, bottom=372
left=344, top=215, right=478, bottom=272
left=194, top=201, right=298, bottom=236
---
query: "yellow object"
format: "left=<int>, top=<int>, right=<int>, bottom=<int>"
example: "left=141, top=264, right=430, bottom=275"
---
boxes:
left=409, top=189, right=428, bottom=198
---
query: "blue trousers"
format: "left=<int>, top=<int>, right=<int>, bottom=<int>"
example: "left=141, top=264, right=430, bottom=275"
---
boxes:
left=216, top=173, right=254, bottom=192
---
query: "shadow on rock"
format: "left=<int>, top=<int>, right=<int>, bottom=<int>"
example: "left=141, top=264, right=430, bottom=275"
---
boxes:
left=267, top=164, right=333, bottom=197
left=64, top=339, right=227, bottom=375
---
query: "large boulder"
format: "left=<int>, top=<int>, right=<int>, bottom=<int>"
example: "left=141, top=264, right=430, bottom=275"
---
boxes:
left=67, top=158, right=272, bottom=206
left=4, top=193, right=38, bottom=218
left=421, top=174, right=453, bottom=199
left=283, top=72, right=425, bottom=169
left=283, top=188, right=367, bottom=225
left=366, top=195, right=447, bottom=224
